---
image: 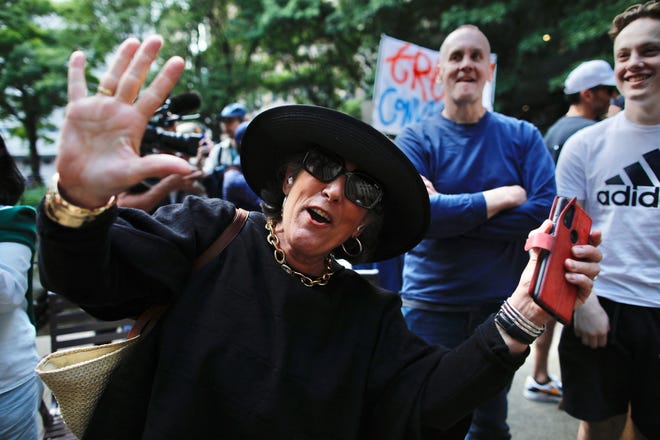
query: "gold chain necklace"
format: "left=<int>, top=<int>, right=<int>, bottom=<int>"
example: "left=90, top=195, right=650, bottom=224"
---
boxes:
left=265, top=218, right=335, bottom=287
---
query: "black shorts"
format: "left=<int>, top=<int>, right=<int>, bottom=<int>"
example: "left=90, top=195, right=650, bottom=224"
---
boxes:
left=558, top=297, right=660, bottom=438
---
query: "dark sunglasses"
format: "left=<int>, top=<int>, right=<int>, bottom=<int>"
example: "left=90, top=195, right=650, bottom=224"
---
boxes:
left=302, top=150, right=383, bottom=210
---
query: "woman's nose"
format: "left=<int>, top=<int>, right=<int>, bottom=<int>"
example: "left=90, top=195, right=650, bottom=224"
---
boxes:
left=322, top=177, right=345, bottom=203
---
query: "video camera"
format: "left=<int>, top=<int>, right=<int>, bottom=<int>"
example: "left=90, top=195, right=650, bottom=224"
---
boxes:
left=140, top=91, right=203, bottom=157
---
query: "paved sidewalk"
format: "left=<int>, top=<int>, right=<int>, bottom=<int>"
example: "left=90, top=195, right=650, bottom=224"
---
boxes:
left=508, top=323, right=579, bottom=439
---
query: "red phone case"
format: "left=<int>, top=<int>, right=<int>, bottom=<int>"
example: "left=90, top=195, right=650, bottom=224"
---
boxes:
left=525, top=196, right=592, bottom=324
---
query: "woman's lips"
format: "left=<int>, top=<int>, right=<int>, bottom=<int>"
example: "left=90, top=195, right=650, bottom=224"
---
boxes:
left=307, top=207, right=331, bottom=224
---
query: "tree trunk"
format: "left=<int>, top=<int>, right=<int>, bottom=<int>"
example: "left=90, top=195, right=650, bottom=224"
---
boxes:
left=25, top=117, right=43, bottom=186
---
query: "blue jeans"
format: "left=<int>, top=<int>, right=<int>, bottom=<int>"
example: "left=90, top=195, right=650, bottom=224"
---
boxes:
left=402, top=304, right=511, bottom=440
left=0, top=375, right=44, bottom=440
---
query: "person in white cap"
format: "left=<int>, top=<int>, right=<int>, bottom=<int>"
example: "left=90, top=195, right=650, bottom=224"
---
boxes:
left=521, top=59, right=617, bottom=406
left=544, top=59, right=617, bottom=163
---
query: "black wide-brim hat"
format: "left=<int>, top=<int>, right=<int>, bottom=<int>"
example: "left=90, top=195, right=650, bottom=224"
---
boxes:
left=241, top=105, right=429, bottom=262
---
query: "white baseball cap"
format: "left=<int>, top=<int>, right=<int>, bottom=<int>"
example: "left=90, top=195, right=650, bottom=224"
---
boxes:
left=564, top=60, right=616, bottom=94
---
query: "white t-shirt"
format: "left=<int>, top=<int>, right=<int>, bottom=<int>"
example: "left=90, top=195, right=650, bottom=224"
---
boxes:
left=556, top=112, right=660, bottom=308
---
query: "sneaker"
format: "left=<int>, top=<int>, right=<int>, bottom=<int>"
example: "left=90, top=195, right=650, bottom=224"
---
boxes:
left=523, top=375, right=562, bottom=403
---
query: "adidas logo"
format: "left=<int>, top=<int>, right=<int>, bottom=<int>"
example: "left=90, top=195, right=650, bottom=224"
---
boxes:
left=597, top=148, right=660, bottom=207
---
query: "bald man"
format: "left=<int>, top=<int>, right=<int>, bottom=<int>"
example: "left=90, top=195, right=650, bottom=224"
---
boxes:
left=395, top=25, right=556, bottom=439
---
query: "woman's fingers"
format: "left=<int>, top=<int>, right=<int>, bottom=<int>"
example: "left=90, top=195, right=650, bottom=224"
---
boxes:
left=566, top=229, right=602, bottom=282
left=565, top=244, right=601, bottom=307
left=67, top=51, right=88, bottom=102
left=566, top=254, right=601, bottom=278
left=115, top=35, right=164, bottom=104
left=588, top=229, right=602, bottom=247
left=134, top=55, right=185, bottom=118
left=96, top=38, right=141, bottom=98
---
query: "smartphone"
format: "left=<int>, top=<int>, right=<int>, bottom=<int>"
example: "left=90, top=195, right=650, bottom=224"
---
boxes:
left=528, top=196, right=592, bottom=324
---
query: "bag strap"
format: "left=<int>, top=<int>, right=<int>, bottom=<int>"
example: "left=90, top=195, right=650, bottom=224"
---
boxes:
left=128, top=208, right=249, bottom=338
left=191, top=208, right=248, bottom=271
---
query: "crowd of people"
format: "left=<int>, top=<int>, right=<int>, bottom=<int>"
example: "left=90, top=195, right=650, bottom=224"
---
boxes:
left=0, top=2, right=657, bottom=439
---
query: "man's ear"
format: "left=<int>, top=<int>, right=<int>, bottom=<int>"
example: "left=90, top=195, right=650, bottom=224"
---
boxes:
left=580, top=89, right=593, bottom=102
left=487, top=61, right=495, bottom=82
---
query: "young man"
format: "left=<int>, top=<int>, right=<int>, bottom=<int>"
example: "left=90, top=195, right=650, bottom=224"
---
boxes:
left=395, top=24, right=556, bottom=439
left=556, top=2, right=660, bottom=439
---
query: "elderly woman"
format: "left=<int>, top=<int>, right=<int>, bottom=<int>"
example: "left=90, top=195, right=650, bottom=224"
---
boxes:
left=38, top=36, right=601, bottom=439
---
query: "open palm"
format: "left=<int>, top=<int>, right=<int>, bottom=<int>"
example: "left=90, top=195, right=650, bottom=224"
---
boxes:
left=55, top=36, right=194, bottom=208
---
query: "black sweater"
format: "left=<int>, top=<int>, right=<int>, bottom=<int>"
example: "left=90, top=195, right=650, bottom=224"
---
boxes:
left=38, top=196, right=527, bottom=439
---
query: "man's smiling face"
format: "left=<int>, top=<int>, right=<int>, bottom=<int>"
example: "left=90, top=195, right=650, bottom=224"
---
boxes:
left=614, top=17, right=660, bottom=105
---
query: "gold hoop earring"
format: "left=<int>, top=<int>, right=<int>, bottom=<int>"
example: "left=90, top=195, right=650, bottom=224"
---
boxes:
left=341, top=236, right=363, bottom=258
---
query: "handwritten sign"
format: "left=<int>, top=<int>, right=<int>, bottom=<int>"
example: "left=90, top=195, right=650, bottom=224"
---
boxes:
left=372, top=34, right=497, bottom=135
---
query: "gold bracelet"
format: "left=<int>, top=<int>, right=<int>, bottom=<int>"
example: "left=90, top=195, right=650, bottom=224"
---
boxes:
left=44, top=173, right=117, bottom=228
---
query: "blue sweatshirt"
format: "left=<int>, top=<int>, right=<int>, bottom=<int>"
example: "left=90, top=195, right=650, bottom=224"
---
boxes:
left=395, top=111, right=556, bottom=305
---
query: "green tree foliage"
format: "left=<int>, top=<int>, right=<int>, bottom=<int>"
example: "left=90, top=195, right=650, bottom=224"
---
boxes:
left=4, top=0, right=635, bottom=176
left=67, top=0, right=636, bottom=131
left=151, top=0, right=372, bottom=128
left=153, top=0, right=270, bottom=135
left=0, top=0, right=70, bottom=183
left=54, top=0, right=154, bottom=58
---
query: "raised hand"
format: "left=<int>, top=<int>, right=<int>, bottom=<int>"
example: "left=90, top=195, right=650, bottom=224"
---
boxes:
left=55, top=36, right=195, bottom=208
left=498, top=222, right=602, bottom=352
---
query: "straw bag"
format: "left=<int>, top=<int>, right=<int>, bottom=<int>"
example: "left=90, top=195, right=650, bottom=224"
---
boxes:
left=36, top=208, right=248, bottom=439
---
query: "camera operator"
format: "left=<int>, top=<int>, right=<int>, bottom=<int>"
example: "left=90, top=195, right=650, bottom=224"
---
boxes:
left=118, top=92, right=207, bottom=213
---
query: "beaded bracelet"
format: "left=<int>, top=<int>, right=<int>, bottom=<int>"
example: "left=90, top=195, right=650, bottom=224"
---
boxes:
left=44, top=173, right=116, bottom=228
left=494, top=300, right=546, bottom=345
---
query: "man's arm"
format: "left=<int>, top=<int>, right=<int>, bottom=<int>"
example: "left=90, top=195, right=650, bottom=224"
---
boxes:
left=401, top=122, right=554, bottom=240
left=421, top=174, right=528, bottom=236
left=118, top=171, right=203, bottom=213
left=396, top=127, right=496, bottom=238
left=463, top=126, right=556, bottom=240
left=483, top=185, right=528, bottom=218
left=572, top=290, right=610, bottom=348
